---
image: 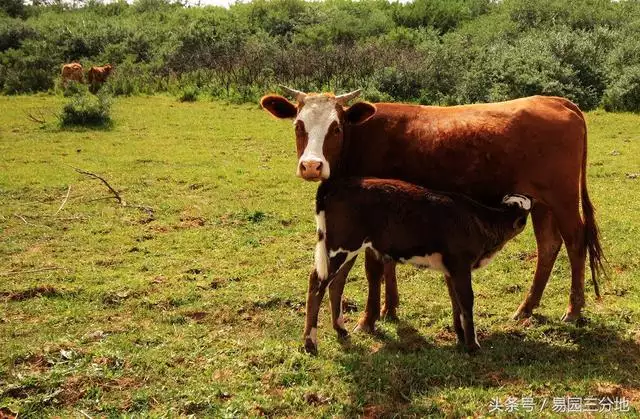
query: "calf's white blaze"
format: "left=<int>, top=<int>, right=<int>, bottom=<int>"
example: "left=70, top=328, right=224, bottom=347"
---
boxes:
left=295, top=96, right=338, bottom=179
left=502, top=194, right=531, bottom=210
left=314, top=211, right=329, bottom=280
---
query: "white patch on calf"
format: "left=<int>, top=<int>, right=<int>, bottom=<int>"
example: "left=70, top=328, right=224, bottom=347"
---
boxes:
left=295, top=96, right=338, bottom=179
left=502, top=194, right=532, bottom=211
left=329, top=241, right=374, bottom=274
left=476, top=251, right=497, bottom=270
left=314, top=211, right=328, bottom=280
left=403, top=252, right=450, bottom=276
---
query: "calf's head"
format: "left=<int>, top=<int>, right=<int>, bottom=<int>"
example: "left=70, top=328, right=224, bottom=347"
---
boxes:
left=501, top=194, right=533, bottom=236
left=260, top=87, right=376, bottom=181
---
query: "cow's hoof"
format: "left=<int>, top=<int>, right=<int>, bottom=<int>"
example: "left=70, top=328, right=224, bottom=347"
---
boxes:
left=512, top=307, right=533, bottom=321
left=381, top=309, right=399, bottom=322
left=561, top=310, right=581, bottom=323
left=303, top=338, right=318, bottom=355
left=353, top=320, right=375, bottom=334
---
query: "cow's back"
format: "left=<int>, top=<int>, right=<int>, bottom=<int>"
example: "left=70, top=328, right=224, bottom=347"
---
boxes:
left=345, top=96, right=585, bottom=201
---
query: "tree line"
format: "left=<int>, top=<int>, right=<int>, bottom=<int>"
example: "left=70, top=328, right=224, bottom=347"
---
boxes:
left=2, top=0, right=640, bottom=111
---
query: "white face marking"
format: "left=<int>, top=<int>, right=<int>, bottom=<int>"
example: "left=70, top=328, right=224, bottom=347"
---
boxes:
left=502, top=194, right=531, bottom=211
left=314, top=211, right=328, bottom=280
left=403, top=252, right=450, bottom=276
left=295, top=96, right=339, bottom=179
left=307, top=328, right=318, bottom=345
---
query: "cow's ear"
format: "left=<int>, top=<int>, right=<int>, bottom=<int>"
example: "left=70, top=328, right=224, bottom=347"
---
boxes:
left=260, top=95, right=297, bottom=119
left=345, top=102, right=376, bottom=125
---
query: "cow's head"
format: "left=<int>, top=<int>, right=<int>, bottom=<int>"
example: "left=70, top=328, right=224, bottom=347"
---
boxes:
left=104, top=64, right=113, bottom=75
left=260, top=86, right=376, bottom=181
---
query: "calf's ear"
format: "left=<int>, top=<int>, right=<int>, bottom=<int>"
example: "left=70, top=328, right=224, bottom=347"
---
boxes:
left=345, top=102, right=376, bottom=125
left=260, top=95, right=297, bottom=119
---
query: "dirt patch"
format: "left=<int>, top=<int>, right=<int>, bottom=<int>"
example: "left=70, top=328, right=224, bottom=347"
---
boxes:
left=1, top=285, right=61, bottom=301
left=13, top=354, right=50, bottom=371
left=184, top=311, right=207, bottom=322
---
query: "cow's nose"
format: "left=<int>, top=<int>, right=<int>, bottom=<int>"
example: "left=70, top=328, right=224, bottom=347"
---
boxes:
left=300, top=161, right=323, bottom=180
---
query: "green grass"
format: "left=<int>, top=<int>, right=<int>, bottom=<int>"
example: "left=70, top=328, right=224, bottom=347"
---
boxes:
left=0, top=95, right=639, bottom=417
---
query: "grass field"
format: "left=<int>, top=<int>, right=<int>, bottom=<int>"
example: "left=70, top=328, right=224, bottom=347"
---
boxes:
left=1, top=95, right=639, bottom=417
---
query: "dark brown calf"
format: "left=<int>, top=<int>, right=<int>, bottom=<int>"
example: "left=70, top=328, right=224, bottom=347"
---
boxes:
left=303, top=178, right=532, bottom=354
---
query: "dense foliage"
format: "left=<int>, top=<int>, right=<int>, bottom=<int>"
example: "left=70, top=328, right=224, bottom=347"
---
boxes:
left=3, top=0, right=640, bottom=110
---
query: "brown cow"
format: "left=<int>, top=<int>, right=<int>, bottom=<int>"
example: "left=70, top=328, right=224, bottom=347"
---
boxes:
left=61, top=62, right=84, bottom=87
left=304, top=178, right=533, bottom=354
left=88, top=64, right=113, bottom=92
left=260, top=88, right=604, bottom=335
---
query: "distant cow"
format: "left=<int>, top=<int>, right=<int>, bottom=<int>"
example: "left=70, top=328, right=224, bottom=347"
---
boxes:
left=61, top=63, right=84, bottom=87
left=303, top=177, right=533, bottom=354
left=88, top=64, right=113, bottom=92
left=261, top=89, right=604, bottom=334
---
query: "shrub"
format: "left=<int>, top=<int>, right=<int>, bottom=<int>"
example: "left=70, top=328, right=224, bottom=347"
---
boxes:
left=601, top=66, right=640, bottom=112
left=62, top=80, right=88, bottom=97
left=59, top=93, right=112, bottom=128
left=178, top=85, right=198, bottom=102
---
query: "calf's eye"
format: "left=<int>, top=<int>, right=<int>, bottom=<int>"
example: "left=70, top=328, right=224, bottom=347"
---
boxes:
left=333, top=125, right=342, bottom=135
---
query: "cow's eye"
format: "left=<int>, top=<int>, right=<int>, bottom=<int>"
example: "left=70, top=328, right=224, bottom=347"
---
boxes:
left=333, top=125, right=342, bottom=135
left=295, top=124, right=304, bottom=134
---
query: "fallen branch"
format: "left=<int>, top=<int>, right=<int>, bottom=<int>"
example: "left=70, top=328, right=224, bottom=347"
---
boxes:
left=54, top=185, right=72, bottom=215
left=71, top=166, right=154, bottom=220
left=0, top=267, right=62, bottom=277
left=73, top=167, right=125, bottom=205
left=25, top=109, right=47, bottom=125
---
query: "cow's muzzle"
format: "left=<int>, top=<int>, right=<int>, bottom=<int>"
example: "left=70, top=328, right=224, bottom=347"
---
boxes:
left=299, top=160, right=324, bottom=181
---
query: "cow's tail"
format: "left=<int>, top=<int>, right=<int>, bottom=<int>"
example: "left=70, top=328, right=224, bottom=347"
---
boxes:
left=314, top=182, right=330, bottom=281
left=580, top=116, right=605, bottom=299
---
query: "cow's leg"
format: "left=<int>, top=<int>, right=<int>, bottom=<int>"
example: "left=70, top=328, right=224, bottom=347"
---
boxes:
left=328, top=256, right=357, bottom=339
left=557, top=214, right=587, bottom=323
left=445, top=275, right=465, bottom=345
left=381, top=260, right=399, bottom=321
left=513, top=204, right=563, bottom=320
left=354, top=249, right=384, bottom=333
left=303, top=269, right=329, bottom=355
left=449, top=269, right=480, bottom=353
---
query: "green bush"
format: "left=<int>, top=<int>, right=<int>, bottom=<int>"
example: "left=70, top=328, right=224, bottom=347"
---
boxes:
left=178, top=85, right=198, bottom=102
left=62, top=80, right=88, bottom=97
left=59, top=93, right=112, bottom=127
left=601, top=66, right=640, bottom=112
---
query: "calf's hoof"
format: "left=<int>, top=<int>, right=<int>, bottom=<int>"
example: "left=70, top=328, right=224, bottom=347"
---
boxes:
left=303, top=338, right=318, bottom=356
left=465, top=342, right=481, bottom=354
left=335, top=328, right=349, bottom=341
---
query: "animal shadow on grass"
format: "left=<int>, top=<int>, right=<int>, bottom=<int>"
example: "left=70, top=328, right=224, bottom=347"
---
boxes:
left=336, top=319, right=640, bottom=417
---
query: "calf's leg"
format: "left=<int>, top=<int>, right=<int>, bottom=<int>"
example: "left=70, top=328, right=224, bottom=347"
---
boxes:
left=303, top=269, right=330, bottom=355
left=450, top=269, right=480, bottom=353
left=381, top=261, right=399, bottom=321
left=355, top=249, right=384, bottom=333
left=513, top=205, right=563, bottom=320
left=328, top=257, right=357, bottom=339
left=445, top=275, right=465, bottom=345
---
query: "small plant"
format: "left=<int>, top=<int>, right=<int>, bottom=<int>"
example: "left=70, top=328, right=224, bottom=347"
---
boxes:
left=62, top=80, right=88, bottom=97
left=178, top=85, right=198, bottom=102
left=59, top=93, right=112, bottom=128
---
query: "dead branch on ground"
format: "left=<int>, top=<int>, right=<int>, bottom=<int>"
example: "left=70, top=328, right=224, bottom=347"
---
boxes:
left=54, top=185, right=72, bottom=215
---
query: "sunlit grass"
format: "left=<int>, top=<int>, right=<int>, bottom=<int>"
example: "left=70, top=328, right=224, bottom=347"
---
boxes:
left=0, top=95, right=639, bottom=417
